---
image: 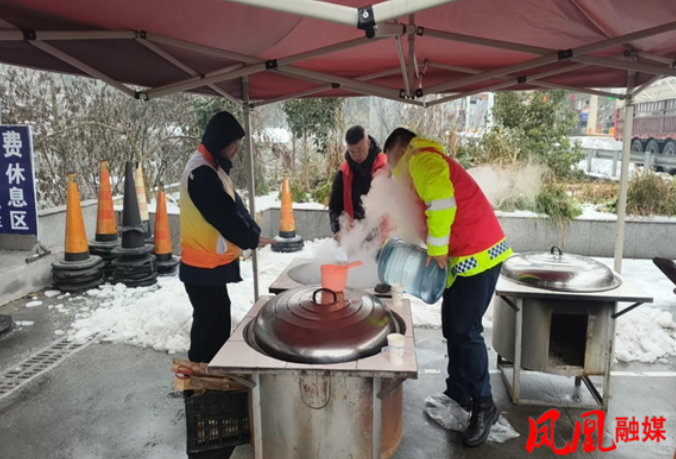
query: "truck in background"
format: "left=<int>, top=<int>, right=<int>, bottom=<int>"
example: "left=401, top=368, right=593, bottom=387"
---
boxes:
left=615, top=98, right=676, bottom=158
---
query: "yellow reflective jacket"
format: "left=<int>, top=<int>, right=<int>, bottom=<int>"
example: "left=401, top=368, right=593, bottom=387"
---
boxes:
left=393, top=137, right=512, bottom=286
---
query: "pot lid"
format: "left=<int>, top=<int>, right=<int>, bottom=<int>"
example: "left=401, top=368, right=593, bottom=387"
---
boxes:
left=501, top=246, right=621, bottom=292
left=248, top=287, right=399, bottom=364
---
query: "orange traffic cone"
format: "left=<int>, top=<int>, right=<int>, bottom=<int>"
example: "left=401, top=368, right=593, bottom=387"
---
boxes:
left=89, top=161, right=120, bottom=278
left=154, top=185, right=179, bottom=275
left=271, top=178, right=304, bottom=253
left=52, top=174, right=104, bottom=292
left=135, top=163, right=152, bottom=241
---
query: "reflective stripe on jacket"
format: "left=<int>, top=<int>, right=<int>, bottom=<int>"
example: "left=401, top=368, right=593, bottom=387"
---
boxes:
left=393, top=137, right=512, bottom=286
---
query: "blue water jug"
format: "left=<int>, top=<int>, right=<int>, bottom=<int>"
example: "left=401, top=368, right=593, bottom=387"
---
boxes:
left=377, top=237, right=448, bottom=304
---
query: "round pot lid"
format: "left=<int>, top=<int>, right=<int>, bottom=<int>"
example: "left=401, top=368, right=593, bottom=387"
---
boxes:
left=501, top=246, right=621, bottom=292
left=249, top=287, right=399, bottom=364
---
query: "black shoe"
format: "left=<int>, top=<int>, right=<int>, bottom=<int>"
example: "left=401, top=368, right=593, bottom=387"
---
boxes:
left=462, top=397, right=500, bottom=447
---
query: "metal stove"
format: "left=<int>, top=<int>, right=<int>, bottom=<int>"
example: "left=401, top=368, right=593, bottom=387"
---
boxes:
left=208, top=287, right=417, bottom=459
left=493, top=247, right=652, bottom=410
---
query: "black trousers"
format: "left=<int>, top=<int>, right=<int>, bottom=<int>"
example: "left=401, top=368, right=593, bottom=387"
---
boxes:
left=184, top=284, right=232, bottom=363
left=442, top=263, right=502, bottom=401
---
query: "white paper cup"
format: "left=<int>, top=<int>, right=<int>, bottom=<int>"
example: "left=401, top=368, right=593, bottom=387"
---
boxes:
left=387, top=333, right=405, bottom=365
left=391, top=284, right=404, bottom=307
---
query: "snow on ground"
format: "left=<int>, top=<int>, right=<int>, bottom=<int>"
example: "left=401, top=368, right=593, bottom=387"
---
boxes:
left=577, top=157, right=623, bottom=180
left=64, top=240, right=676, bottom=363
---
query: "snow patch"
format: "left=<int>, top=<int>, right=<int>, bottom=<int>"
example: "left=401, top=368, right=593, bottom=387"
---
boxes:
left=26, top=301, right=43, bottom=308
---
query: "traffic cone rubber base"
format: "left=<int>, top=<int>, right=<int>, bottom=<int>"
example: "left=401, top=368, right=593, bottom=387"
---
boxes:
left=112, top=254, right=155, bottom=268
left=122, top=276, right=159, bottom=288
left=112, top=254, right=158, bottom=287
left=112, top=243, right=154, bottom=257
left=54, top=271, right=103, bottom=285
left=156, top=254, right=179, bottom=275
left=271, top=234, right=304, bottom=253
left=89, top=240, right=120, bottom=279
left=52, top=256, right=104, bottom=271
left=57, top=277, right=104, bottom=293
left=89, top=239, right=121, bottom=251
left=53, top=266, right=104, bottom=280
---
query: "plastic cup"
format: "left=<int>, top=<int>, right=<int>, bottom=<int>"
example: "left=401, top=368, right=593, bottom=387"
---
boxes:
left=391, top=284, right=404, bottom=307
left=387, top=333, right=405, bottom=365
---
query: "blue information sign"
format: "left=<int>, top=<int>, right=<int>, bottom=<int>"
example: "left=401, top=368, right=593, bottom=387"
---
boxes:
left=0, top=126, right=38, bottom=236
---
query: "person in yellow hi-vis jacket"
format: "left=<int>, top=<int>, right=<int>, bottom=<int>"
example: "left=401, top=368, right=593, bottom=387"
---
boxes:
left=384, top=128, right=512, bottom=447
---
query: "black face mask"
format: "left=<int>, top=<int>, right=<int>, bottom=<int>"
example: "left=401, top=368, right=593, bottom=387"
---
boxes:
left=217, top=157, right=233, bottom=175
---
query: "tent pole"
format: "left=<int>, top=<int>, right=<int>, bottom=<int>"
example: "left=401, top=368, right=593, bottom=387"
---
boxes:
left=395, top=36, right=411, bottom=96
left=636, top=51, right=676, bottom=66
left=274, top=66, right=406, bottom=100
left=426, top=61, right=620, bottom=98
left=251, top=64, right=414, bottom=107
left=136, top=39, right=242, bottom=103
left=29, top=41, right=136, bottom=97
left=147, top=33, right=260, bottom=64
left=242, top=76, right=259, bottom=300
left=573, top=55, right=676, bottom=78
left=614, top=70, right=637, bottom=274
left=425, top=20, right=676, bottom=95
left=632, top=74, right=667, bottom=98
left=144, top=36, right=385, bottom=99
left=420, top=28, right=551, bottom=55
left=274, top=67, right=422, bottom=106
left=426, top=57, right=625, bottom=107
left=407, top=14, right=416, bottom=96
left=530, top=82, right=620, bottom=99
left=0, top=30, right=135, bottom=41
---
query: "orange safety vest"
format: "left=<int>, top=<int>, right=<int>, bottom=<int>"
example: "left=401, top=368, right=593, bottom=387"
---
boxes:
left=340, top=153, right=388, bottom=220
left=339, top=153, right=391, bottom=237
left=179, top=144, right=241, bottom=269
left=394, top=138, right=511, bottom=286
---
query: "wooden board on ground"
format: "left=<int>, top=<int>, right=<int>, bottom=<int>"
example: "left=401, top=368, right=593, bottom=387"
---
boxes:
left=172, top=358, right=247, bottom=392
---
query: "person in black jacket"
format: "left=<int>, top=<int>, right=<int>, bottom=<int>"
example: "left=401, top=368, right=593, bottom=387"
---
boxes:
left=179, top=111, right=274, bottom=363
left=328, top=126, right=387, bottom=240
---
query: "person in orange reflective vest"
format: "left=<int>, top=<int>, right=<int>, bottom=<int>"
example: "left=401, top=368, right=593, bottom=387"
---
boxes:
left=180, top=111, right=274, bottom=363
left=384, top=128, right=512, bottom=447
left=329, top=125, right=388, bottom=240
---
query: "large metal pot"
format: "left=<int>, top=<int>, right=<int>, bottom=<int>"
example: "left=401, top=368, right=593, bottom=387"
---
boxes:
left=501, top=246, right=621, bottom=292
left=246, top=286, right=401, bottom=364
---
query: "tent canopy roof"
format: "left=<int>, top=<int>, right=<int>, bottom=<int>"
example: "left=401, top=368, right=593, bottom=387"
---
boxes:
left=1, top=0, right=676, bottom=104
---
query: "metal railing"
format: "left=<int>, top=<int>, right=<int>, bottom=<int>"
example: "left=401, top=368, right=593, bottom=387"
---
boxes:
left=583, top=147, right=676, bottom=176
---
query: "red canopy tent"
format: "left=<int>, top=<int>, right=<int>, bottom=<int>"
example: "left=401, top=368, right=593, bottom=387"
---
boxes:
left=1, top=0, right=676, bottom=295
